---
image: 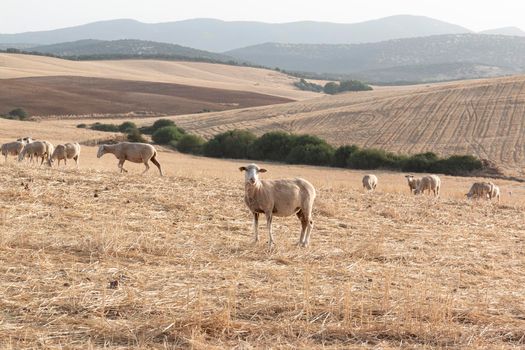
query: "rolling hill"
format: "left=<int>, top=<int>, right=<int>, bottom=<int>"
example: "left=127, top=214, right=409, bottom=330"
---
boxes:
left=140, top=75, right=525, bottom=175
left=0, top=16, right=471, bottom=51
left=0, top=53, right=316, bottom=100
left=27, top=39, right=233, bottom=62
left=227, top=34, right=525, bottom=82
left=480, top=26, right=525, bottom=36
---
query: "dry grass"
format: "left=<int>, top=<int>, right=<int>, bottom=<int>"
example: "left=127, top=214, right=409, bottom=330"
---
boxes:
left=0, top=53, right=317, bottom=100
left=1, top=149, right=524, bottom=349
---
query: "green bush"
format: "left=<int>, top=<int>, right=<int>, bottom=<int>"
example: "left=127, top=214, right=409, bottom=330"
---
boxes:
left=118, top=121, right=137, bottom=133
left=294, top=78, right=323, bottom=93
left=323, top=82, right=340, bottom=95
left=339, top=80, right=373, bottom=92
left=139, top=119, right=178, bottom=134
left=91, top=122, right=119, bottom=132
left=401, top=152, right=439, bottom=172
left=9, top=108, right=28, bottom=120
left=152, top=126, right=185, bottom=144
left=248, top=131, right=294, bottom=161
left=333, top=145, right=360, bottom=167
left=76, top=123, right=87, bottom=128
left=176, top=134, right=206, bottom=154
left=203, top=129, right=256, bottom=159
left=126, top=129, right=147, bottom=143
left=347, top=148, right=402, bottom=170
left=431, top=155, right=482, bottom=175
left=286, top=143, right=335, bottom=166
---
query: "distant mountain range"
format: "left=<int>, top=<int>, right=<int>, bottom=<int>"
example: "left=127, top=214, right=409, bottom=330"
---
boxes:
left=0, top=15, right=472, bottom=52
left=479, top=26, right=525, bottom=36
left=28, top=39, right=233, bottom=62
left=226, top=34, right=525, bottom=82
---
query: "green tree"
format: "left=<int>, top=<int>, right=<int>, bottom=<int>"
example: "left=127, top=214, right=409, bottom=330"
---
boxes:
left=203, top=129, right=257, bottom=159
left=126, top=129, right=147, bottom=143
left=323, top=82, right=340, bottom=95
left=152, top=126, right=185, bottom=144
left=332, top=145, right=359, bottom=167
left=176, top=134, right=206, bottom=154
left=248, top=131, right=294, bottom=161
left=118, top=121, right=137, bottom=133
left=8, top=108, right=28, bottom=120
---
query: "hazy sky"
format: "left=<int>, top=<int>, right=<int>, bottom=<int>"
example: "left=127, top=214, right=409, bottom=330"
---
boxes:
left=1, top=0, right=524, bottom=33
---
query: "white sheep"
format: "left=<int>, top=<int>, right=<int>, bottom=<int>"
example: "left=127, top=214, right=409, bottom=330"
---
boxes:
left=404, top=175, right=421, bottom=194
left=49, top=142, right=81, bottom=167
left=239, top=163, right=316, bottom=248
left=1, top=141, right=25, bottom=162
left=16, top=137, right=33, bottom=144
left=97, top=142, right=162, bottom=176
left=489, top=183, right=501, bottom=203
left=415, top=175, right=441, bottom=196
left=466, top=182, right=499, bottom=202
left=362, top=174, right=378, bottom=191
left=18, top=140, right=54, bottom=165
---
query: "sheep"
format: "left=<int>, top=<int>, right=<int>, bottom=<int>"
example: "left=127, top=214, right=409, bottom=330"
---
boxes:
left=489, top=183, right=501, bottom=203
left=405, top=175, right=422, bottom=194
left=18, top=140, right=53, bottom=165
left=1, top=141, right=25, bottom=162
left=466, top=182, right=499, bottom=202
left=415, top=175, right=441, bottom=196
left=239, top=163, right=316, bottom=249
left=97, top=142, right=162, bottom=176
left=49, top=142, right=81, bottom=167
left=362, top=174, right=378, bottom=191
left=16, top=137, right=33, bottom=145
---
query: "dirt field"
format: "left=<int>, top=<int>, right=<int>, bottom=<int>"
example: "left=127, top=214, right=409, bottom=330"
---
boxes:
left=0, top=140, right=524, bottom=348
left=0, top=53, right=318, bottom=100
left=0, top=76, right=292, bottom=117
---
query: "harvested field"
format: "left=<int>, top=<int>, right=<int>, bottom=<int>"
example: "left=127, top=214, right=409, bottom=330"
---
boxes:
left=133, top=75, right=525, bottom=175
left=0, top=147, right=524, bottom=349
left=0, top=76, right=293, bottom=117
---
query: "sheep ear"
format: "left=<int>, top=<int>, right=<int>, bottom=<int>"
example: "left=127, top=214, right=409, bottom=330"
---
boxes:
left=259, top=168, right=267, bottom=173
left=239, top=166, right=246, bottom=172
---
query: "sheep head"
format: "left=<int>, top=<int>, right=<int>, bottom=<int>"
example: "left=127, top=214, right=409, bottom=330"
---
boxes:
left=97, top=145, right=107, bottom=158
left=239, top=163, right=267, bottom=185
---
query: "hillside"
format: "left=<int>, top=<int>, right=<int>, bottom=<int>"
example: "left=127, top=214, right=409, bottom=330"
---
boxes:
left=0, top=16, right=470, bottom=51
left=28, top=39, right=233, bottom=62
left=227, top=34, right=525, bottom=82
left=480, top=26, right=525, bottom=36
left=124, top=75, right=525, bottom=175
left=0, top=53, right=316, bottom=100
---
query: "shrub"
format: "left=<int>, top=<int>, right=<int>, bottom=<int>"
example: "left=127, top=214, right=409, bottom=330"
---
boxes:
left=9, top=108, right=28, bottom=120
left=176, top=134, right=206, bottom=154
left=203, top=129, right=257, bottom=159
left=290, top=134, right=328, bottom=148
left=294, top=78, right=323, bottom=93
left=152, top=126, right=185, bottom=144
left=347, top=148, right=402, bottom=170
left=323, top=82, right=340, bottom=95
left=332, top=145, right=360, bottom=167
left=286, top=143, right=335, bottom=166
left=118, top=121, right=137, bottom=133
left=76, top=123, right=87, bottom=128
left=401, top=152, right=439, bottom=172
left=431, top=155, right=482, bottom=175
left=339, top=80, right=373, bottom=92
left=248, top=131, right=295, bottom=161
left=91, top=122, right=119, bottom=132
left=126, top=129, right=147, bottom=143
left=140, top=119, right=178, bottom=134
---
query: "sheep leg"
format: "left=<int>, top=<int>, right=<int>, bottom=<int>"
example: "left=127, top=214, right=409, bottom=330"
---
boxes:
left=266, top=213, right=274, bottom=249
left=303, top=217, right=314, bottom=247
left=142, top=161, right=150, bottom=174
left=118, top=159, right=128, bottom=173
left=296, top=211, right=307, bottom=245
left=253, top=212, right=259, bottom=243
left=150, top=155, right=163, bottom=176
left=64, top=158, right=67, bottom=166
left=74, top=156, right=79, bottom=168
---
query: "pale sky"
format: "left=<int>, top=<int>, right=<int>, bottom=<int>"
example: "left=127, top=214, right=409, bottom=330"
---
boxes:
left=1, top=0, right=524, bottom=33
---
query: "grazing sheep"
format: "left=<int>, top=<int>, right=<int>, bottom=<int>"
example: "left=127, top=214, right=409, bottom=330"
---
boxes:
left=49, top=142, right=81, bottom=167
left=405, top=175, right=422, bottom=194
left=1, top=141, right=24, bottom=162
left=18, top=141, right=53, bottom=165
left=16, top=137, right=33, bottom=144
left=467, top=182, right=499, bottom=202
left=415, top=175, right=441, bottom=196
left=97, top=142, right=162, bottom=176
left=239, top=163, right=316, bottom=249
left=362, top=174, right=378, bottom=191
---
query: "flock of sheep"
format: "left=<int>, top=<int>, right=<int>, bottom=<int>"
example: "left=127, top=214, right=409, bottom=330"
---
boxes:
left=1, top=138, right=503, bottom=248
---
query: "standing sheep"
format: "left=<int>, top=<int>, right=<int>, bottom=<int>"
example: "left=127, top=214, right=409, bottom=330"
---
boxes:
left=1, top=141, right=25, bottom=162
left=415, top=175, right=441, bottom=196
left=18, top=141, right=54, bottom=165
left=97, top=142, right=162, bottom=176
left=466, top=182, right=499, bottom=202
left=239, top=163, right=316, bottom=249
left=49, top=142, right=81, bottom=168
left=405, top=175, right=421, bottom=194
left=489, top=183, right=501, bottom=203
left=362, top=174, right=378, bottom=191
